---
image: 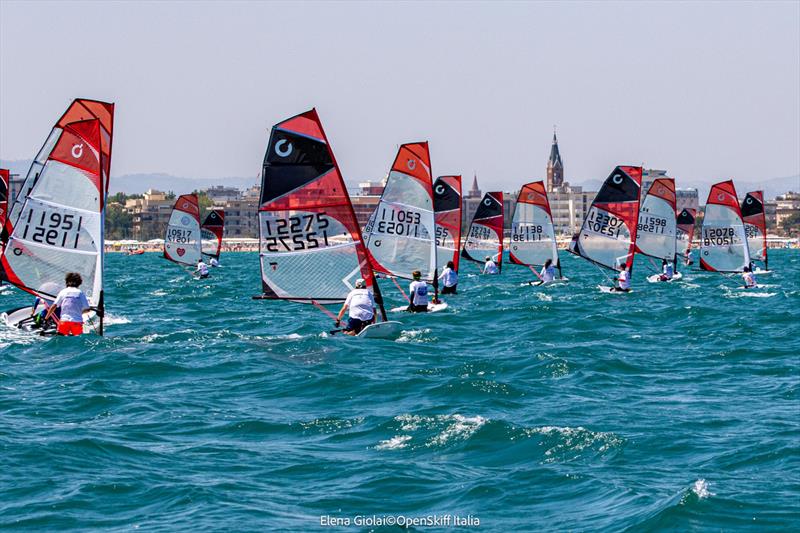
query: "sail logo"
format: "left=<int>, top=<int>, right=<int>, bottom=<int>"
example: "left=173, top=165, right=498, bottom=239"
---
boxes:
left=176, top=248, right=185, bottom=257
left=374, top=239, right=382, bottom=247
left=746, top=197, right=753, bottom=205
left=717, top=193, right=726, bottom=201
left=71, top=144, right=84, bottom=159
left=181, top=216, right=191, bottom=226
left=407, top=159, right=416, bottom=171
left=275, top=139, right=293, bottom=157
left=435, top=184, right=445, bottom=195
left=484, top=198, right=492, bottom=206
left=612, top=174, right=623, bottom=185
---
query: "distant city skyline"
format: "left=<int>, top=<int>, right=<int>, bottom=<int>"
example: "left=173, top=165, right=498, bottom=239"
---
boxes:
left=1, top=1, right=798, bottom=191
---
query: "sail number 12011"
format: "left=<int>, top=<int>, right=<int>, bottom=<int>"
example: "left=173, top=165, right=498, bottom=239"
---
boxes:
left=20, top=209, right=83, bottom=249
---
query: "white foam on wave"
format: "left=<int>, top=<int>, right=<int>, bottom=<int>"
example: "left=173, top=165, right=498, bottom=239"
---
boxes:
left=692, top=478, right=714, bottom=499
left=428, top=414, right=486, bottom=446
left=376, top=435, right=412, bottom=450
left=536, top=293, right=553, bottom=302
left=396, top=328, right=434, bottom=343
left=150, top=289, right=168, bottom=296
left=524, top=425, right=624, bottom=460
left=391, top=413, right=488, bottom=447
left=103, top=315, right=131, bottom=326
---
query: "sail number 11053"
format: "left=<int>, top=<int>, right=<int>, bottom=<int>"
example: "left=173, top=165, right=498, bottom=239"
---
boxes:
left=20, top=209, right=83, bottom=249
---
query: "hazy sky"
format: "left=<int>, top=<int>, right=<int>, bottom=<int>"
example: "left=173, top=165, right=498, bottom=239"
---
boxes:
left=1, top=1, right=798, bottom=189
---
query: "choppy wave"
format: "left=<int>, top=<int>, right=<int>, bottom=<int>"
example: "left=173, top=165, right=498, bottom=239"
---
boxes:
left=1, top=251, right=798, bottom=530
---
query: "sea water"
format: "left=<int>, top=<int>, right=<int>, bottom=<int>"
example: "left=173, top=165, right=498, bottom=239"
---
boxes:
left=1, top=251, right=798, bottom=531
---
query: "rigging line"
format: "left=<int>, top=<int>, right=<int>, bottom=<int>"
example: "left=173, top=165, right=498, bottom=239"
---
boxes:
left=389, top=276, right=411, bottom=302
left=594, top=263, right=615, bottom=286
left=311, top=300, right=338, bottom=320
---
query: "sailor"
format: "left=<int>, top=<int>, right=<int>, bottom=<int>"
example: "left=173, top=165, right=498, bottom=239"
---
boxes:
left=195, top=259, right=210, bottom=279
left=408, top=270, right=430, bottom=312
left=44, top=272, right=91, bottom=336
left=540, top=258, right=557, bottom=283
left=438, top=261, right=458, bottom=294
left=335, top=278, right=376, bottom=335
left=483, top=256, right=499, bottom=275
left=742, top=265, right=758, bottom=288
left=209, top=257, right=220, bottom=268
left=613, top=265, right=632, bottom=292
left=659, top=259, right=675, bottom=281
left=685, top=248, right=694, bottom=266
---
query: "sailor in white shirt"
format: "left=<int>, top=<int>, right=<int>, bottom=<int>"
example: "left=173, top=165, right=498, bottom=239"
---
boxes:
left=438, top=261, right=458, bottom=294
left=336, top=279, right=376, bottom=335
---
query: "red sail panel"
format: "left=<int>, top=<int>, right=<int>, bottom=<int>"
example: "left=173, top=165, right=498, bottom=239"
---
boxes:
left=201, top=209, right=225, bottom=259
left=699, top=180, right=750, bottom=272
left=462, top=191, right=504, bottom=271
left=163, top=194, right=202, bottom=265
left=392, top=142, right=432, bottom=188
left=1, top=118, right=104, bottom=303
left=741, top=190, right=767, bottom=266
left=569, top=166, right=643, bottom=272
left=56, top=99, right=115, bottom=194
left=6, top=98, right=114, bottom=237
left=364, top=141, right=437, bottom=281
left=509, top=181, right=559, bottom=268
left=433, top=175, right=462, bottom=272
left=645, top=178, right=676, bottom=209
left=258, top=109, right=379, bottom=303
left=0, top=169, right=8, bottom=232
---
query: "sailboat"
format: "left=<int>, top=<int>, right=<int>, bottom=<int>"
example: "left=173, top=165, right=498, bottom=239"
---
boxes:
left=676, top=207, right=697, bottom=266
left=741, top=191, right=770, bottom=274
left=509, top=181, right=564, bottom=284
left=461, top=192, right=504, bottom=273
left=252, top=108, right=400, bottom=338
left=0, top=169, right=8, bottom=259
left=569, top=166, right=643, bottom=292
left=634, top=178, right=683, bottom=283
left=433, top=175, right=462, bottom=274
left=699, top=180, right=750, bottom=274
left=1, top=98, right=115, bottom=335
left=163, top=193, right=203, bottom=274
left=364, top=142, right=445, bottom=312
left=201, top=209, right=225, bottom=263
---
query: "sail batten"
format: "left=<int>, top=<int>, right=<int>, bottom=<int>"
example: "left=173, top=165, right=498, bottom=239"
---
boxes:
left=462, top=192, right=504, bottom=271
left=509, top=181, right=559, bottom=270
left=569, top=166, right=643, bottom=273
left=699, top=180, right=750, bottom=272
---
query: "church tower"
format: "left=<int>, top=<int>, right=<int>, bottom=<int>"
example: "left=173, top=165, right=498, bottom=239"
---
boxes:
left=468, top=172, right=481, bottom=198
left=546, top=129, right=564, bottom=192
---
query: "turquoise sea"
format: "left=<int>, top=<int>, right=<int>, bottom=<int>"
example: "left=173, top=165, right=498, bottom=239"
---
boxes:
left=1, top=250, right=798, bottom=531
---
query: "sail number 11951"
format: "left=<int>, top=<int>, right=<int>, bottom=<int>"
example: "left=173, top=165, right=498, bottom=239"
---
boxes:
left=20, top=209, right=83, bottom=249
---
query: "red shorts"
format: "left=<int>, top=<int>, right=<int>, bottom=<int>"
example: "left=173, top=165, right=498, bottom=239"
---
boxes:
left=57, top=321, right=83, bottom=336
